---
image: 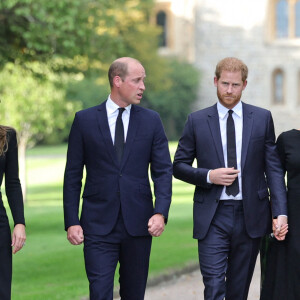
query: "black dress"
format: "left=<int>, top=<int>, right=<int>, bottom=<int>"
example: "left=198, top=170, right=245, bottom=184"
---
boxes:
left=0, top=128, right=25, bottom=300
left=260, top=129, right=300, bottom=300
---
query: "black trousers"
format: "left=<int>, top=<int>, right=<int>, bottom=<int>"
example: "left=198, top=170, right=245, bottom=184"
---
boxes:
left=83, top=213, right=152, bottom=300
left=198, top=200, right=261, bottom=300
left=0, top=220, right=12, bottom=300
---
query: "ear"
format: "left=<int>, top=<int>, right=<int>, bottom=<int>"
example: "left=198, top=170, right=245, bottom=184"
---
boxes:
left=113, top=76, right=122, bottom=88
left=242, top=80, right=247, bottom=90
left=214, top=77, right=218, bottom=87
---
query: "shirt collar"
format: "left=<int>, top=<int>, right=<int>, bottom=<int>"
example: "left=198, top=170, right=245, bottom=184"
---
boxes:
left=106, top=95, right=132, bottom=115
left=217, top=101, right=243, bottom=120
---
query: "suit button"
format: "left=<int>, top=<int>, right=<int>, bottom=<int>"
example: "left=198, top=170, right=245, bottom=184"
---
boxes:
left=119, top=173, right=122, bottom=177
left=216, top=199, right=219, bottom=203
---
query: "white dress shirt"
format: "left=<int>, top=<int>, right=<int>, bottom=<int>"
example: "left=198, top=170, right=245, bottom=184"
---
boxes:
left=207, top=101, right=243, bottom=200
left=106, top=95, right=131, bottom=144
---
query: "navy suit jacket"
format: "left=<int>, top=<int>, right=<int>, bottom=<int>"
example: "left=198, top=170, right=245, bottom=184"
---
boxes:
left=173, top=102, right=287, bottom=240
left=63, top=101, right=172, bottom=236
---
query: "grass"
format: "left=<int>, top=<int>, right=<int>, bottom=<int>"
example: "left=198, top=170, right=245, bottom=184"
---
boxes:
left=4, top=142, right=198, bottom=300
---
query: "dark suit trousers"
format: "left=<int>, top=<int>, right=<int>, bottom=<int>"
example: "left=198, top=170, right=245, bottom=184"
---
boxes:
left=198, top=200, right=261, bottom=300
left=83, top=212, right=152, bottom=300
left=0, top=221, right=12, bottom=300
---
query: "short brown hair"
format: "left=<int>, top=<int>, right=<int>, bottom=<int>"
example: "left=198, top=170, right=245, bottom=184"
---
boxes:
left=108, top=60, right=128, bottom=88
left=215, top=57, right=248, bottom=82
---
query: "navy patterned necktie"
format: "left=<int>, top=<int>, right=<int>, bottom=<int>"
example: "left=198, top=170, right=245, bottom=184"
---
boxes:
left=114, top=108, right=125, bottom=163
left=226, top=109, right=239, bottom=196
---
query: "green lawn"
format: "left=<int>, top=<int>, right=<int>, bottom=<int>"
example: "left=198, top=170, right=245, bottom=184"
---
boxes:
left=4, top=143, right=198, bottom=300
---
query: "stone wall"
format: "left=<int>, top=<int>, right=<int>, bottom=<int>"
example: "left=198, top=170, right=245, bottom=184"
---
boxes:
left=194, top=0, right=300, bottom=134
left=154, top=0, right=300, bottom=134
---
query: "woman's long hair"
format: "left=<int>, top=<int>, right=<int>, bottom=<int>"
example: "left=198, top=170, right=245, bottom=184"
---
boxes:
left=0, top=125, right=8, bottom=156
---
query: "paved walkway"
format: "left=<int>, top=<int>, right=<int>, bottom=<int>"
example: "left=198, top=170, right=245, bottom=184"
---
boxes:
left=114, top=257, right=261, bottom=300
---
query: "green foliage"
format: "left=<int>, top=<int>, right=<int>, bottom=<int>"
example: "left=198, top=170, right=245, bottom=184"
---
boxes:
left=0, top=0, right=158, bottom=67
left=66, top=75, right=110, bottom=109
left=0, top=62, right=80, bottom=146
left=145, top=58, right=200, bottom=140
left=0, top=0, right=172, bottom=145
left=0, top=0, right=199, bottom=146
left=0, top=0, right=110, bottom=64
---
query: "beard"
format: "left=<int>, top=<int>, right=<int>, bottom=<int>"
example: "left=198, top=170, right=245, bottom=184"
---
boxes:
left=217, top=89, right=241, bottom=108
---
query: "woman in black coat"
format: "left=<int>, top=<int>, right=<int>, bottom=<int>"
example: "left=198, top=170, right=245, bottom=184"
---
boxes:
left=0, top=126, right=26, bottom=300
left=260, top=129, right=300, bottom=299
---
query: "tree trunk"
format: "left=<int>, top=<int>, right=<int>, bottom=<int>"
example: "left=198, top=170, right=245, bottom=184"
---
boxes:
left=18, top=137, right=27, bottom=203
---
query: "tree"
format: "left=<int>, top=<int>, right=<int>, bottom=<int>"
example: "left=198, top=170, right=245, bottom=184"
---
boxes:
left=0, top=0, right=199, bottom=198
left=0, top=62, right=80, bottom=199
left=0, top=0, right=164, bottom=200
left=0, top=0, right=167, bottom=89
left=0, top=0, right=109, bottom=64
left=144, top=58, right=200, bottom=140
left=0, top=0, right=160, bottom=66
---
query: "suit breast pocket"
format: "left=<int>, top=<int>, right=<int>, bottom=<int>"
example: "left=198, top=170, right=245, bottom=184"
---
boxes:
left=131, top=136, right=153, bottom=158
left=134, top=134, right=152, bottom=143
left=250, top=136, right=265, bottom=154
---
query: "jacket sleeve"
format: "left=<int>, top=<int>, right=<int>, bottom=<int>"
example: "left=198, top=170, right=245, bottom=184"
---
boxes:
left=5, top=129, right=25, bottom=226
left=150, top=113, right=173, bottom=221
left=63, top=113, right=84, bottom=230
left=173, top=114, right=211, bottom=189
left=264, top=111, right=287, bottom=217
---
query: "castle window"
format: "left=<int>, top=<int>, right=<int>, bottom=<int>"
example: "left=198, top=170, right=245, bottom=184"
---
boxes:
left=273, top=69, right=285, bottom=104
left=276, top=0, right=288, bottom=37
left=295, top=1, right=300, bottom=36
left=156, top=11, right=167, bottom=47
left=274, top=0, right=300, bottom=39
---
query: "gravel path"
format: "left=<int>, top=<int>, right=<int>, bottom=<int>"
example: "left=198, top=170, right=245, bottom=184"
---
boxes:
left=114, top=257, right=261, bottom=300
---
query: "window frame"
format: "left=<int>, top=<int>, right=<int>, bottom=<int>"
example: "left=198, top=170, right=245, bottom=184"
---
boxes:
left=271, top=0, right=300, bottom=40
left=272, top=68, right=285, bottom=105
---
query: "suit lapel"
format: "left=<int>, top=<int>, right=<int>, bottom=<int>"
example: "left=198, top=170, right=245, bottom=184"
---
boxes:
left=241, top=102, right=253, bottom=170
left=121, top=105, right=139, bottom=168
left=207, top=104, right=225, bottom=166
left=96, top=101, right=119, bottom=166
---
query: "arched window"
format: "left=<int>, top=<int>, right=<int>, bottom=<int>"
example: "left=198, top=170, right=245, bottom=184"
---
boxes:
left=156, top=11, right=167, bottom=47
left=273, top=69, right=285, bottom=104
left=276, top=0, right=288, bottom=38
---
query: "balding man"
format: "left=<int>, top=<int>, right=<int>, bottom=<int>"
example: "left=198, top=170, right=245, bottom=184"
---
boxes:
left=63, top=57, right=172, bottom=300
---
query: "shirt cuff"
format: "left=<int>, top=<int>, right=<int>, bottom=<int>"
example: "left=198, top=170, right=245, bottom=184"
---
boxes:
left=273, top=215, right=288, bottom=218
left=207, top=170, right=212, bottom=184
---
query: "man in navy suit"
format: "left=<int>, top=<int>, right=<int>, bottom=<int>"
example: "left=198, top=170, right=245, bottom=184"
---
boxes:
left=63, top=57, right=172, bottom=300
left=173, top=57, right=288, bottom=300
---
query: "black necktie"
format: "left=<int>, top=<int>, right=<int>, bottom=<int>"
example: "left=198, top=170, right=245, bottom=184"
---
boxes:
left=226, top=109, right=239, bottom=196
left=115, top=108, right=125, bottom=163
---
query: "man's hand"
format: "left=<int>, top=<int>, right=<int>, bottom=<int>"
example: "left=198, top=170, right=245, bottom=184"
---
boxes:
left=67, top=225, right=84, bottom=245
left=12, top=224, right=26, bottom=254
left=273, top=216, right=288, bottom=241
left=209, top=167, right=240, bottom=185
left=148, top=214, right=165, bottom=237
